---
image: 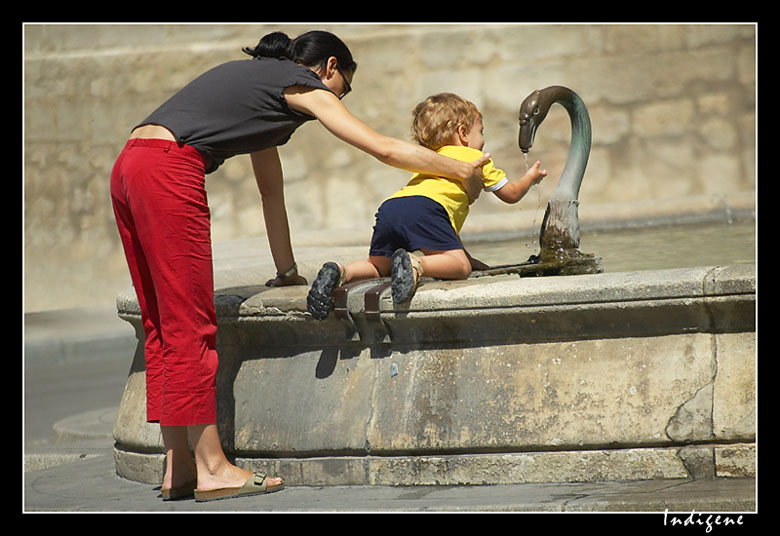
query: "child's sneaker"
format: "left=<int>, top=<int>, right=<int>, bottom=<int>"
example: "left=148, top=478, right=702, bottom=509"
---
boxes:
left=307, top=262, right=345, bottom=320
left=391, top=249, right=423, bottom=304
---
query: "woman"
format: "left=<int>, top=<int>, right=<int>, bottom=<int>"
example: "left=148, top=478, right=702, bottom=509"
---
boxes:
left=110, top=29, right=489, bottom=502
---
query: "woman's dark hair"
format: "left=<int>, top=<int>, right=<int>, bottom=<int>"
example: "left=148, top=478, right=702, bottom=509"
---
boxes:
left=243, top=30, right=357, bottom=73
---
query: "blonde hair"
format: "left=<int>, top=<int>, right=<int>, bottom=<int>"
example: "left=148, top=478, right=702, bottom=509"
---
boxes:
left=410, top=93, right=482, bottom=151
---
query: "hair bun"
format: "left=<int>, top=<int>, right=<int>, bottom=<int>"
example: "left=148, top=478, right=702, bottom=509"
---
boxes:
left=243, top=32, right=295, bottom=60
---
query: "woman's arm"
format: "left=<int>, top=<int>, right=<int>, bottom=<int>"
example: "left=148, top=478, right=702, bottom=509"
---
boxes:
left=284, top=86, right=489, bottom=203
left=251, top=147, right=307, bottom=287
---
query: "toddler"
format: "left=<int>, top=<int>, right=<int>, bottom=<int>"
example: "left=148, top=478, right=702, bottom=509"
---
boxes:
left=307, top=92, right=547, bottom=319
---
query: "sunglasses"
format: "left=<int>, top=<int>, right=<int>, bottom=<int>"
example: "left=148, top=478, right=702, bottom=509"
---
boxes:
left=336, top=66, right=352, bottom=100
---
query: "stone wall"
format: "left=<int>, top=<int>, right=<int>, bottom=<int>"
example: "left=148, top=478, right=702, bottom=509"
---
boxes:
left=23, top=23, right=756, bottom=311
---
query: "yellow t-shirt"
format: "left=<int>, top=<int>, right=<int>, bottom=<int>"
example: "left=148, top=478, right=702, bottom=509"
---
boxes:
left=387, top=145, right=508, bottom=234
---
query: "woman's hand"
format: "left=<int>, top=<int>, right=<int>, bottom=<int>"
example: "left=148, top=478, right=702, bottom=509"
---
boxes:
left=464, top=153, right=491, bottom=204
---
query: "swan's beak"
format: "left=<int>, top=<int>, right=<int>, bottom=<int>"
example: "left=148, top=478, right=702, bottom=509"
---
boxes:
left=518, top=114, right=536, bottom=152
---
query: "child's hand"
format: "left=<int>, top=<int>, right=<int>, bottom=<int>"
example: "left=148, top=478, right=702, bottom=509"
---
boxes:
left=528, top=160, right=548, bottom=185
left=464, top=248, right=490, bottom=271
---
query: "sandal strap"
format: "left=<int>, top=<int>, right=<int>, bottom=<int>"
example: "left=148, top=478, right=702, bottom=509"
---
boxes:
left=337, top=263, right=347, bottom=287
left=409, top=253, right=424, bottom=278
left=242, top=473, right=268, bottom=492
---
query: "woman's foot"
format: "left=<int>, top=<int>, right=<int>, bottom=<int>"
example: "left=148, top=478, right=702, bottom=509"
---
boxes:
left=161, top=460, right=198, bottom=500
left=186, top=424, right=282, bottom=496
left=195, top=463, right=256, bottom=493
left=391, top=249, right=422, bottom=304
left=307, top=262, right=345, bottom=320
left=161, top=478, right=197, bottom=501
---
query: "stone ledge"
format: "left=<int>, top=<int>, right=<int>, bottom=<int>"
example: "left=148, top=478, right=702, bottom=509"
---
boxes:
left=118, top=263, right=755, bottom=347
left=113, top=443, right=756, bottom=487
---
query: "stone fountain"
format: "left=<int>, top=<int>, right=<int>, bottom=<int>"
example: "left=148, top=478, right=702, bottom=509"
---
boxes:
left=111, top=86, right=754, bottom=489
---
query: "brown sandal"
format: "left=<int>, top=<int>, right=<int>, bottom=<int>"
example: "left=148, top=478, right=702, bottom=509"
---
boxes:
left=194, top=473, right=284, bottom=502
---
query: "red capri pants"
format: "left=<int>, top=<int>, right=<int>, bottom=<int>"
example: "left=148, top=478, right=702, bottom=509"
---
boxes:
left=110, top=138, right=218, bottom=426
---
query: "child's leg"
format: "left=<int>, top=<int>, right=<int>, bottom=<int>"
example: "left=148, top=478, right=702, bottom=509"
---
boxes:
left=307, top=256, right=392, bottom=320
left=390, top=248, right=471, bottom=304
left=418, top=248, right=472, bottom=280
left=346, top=256, right=392, bottom=281
left=319, top=255, right=391, bottom=286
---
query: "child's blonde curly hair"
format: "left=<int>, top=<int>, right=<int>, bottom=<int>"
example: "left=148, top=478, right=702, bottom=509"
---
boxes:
left=410, top=93, right=482, bottom=151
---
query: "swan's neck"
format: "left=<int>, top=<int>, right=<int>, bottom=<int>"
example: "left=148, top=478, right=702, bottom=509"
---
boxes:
left=550, top=92, right=591, bottom=201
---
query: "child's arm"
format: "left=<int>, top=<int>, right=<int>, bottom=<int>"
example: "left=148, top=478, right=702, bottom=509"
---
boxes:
left=492, top=160, right=548, bottom=204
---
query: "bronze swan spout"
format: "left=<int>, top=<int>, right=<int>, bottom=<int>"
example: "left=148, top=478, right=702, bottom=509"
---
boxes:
left=519, top=86, right=593, bottom=261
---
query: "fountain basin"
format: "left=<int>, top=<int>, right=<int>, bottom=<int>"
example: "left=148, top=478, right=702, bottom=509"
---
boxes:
left=112, top=243, right=755, bottom=486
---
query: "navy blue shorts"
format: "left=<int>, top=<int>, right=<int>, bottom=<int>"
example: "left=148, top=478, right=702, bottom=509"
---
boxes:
left=369, top=196, right=462, bottom=257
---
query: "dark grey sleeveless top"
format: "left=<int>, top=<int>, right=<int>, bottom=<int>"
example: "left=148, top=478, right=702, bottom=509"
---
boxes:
left=137, top=57, right=333, bottom=173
